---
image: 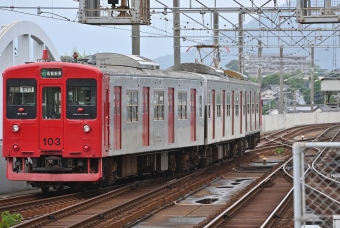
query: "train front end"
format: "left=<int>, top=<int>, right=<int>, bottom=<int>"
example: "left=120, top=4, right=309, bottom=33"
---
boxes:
left=3, top=62, right=104, bottom=191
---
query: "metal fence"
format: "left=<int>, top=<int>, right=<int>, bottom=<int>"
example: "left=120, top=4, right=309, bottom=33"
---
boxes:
left=293, top=142, right=340, bottom=228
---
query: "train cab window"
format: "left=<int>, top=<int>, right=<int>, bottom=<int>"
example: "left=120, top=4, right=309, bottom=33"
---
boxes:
left=216, top=92, right=221, bottom=117
left=42, top=87, right=61, bottom=119
left=178, top=92, right=187, bottom=119
left=127, top=90, right=138, bottom=122
left=154, top=91, right=164, bottom=120
left=226, top=92, right=231, bottom=117
left=6, top=78, right=36, bottom=119
left=66, top=79, right=97, bottom=119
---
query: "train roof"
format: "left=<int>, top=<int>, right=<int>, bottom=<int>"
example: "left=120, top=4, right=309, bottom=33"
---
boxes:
left=92, top=53, right=259, bottom=86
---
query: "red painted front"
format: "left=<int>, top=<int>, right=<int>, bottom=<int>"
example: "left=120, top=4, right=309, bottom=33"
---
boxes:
left=190, top=89, right=196, bottom=141
left=142, top=87, right=149, bottom=146
left=114, top=86, right=122, bottom=150
left=168, top=88, right=174, bottom=144
left=212, top=90, right=215, bottom=139
left=39, top=85, right=64, bottom=151
left=3, top=62, right=103, bottom=182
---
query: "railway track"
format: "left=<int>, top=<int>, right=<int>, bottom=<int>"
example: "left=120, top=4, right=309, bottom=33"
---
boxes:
left=11, top=146, right=279, bottom=227
left=7, top=123, right=337, bottom=227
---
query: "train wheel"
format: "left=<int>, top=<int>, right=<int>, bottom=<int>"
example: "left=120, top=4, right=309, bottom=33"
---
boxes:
left=41, top=187, right=49, bottom=194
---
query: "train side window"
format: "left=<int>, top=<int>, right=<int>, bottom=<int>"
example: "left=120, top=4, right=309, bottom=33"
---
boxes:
left=207, top=92, right=211, bottom=118
left=178, top=91, right=187, bottom=119
left=42, top=87, right=61, bottom=119
left=235, top=93, right=239, bottom=116
left=256, top=94, right=259, bottom=113
left=154, top=91, right=164, bottom=120
left=199, top=96, right=202, bottom=117
left=247, top=93, right=250, bottom=114
left=216, top=92, right=221, bottom=117
left=226, top=92, right=231, bottom=117
left=252, top=93, right=255, bottom=114
left=127, top=90, right=138, bottom=122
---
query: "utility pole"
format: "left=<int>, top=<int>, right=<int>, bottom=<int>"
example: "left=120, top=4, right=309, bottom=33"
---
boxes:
left=279, top=46, right=283, bottom=114
left=257, top=40, right=262, bottom=85
left=173, top=0, right=180, bottom=66
left=294, top=90, right=297, bottom=113
left=132, top=25, right=140, bottom=55
left=310, top=44, right=314, bottom=112
left=213, top=1, right=219, bottom=64
left=238, top=12, right=244, bottom=74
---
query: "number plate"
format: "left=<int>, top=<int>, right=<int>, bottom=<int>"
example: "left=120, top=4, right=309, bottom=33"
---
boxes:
left=43, top=138, right=61, bottom=146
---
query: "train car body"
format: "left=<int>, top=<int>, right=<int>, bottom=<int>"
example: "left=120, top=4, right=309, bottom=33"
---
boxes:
left=2, top=52, right=261, bottom=191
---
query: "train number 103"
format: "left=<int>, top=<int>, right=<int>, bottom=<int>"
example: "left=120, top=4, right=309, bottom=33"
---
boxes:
left=42, top=138, right=61, bottom=146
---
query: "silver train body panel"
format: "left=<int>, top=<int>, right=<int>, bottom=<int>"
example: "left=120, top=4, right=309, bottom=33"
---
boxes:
left=95, top=53, right=261, bottom=157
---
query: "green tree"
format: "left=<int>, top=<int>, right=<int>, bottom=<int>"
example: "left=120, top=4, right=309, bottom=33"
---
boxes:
left=225, top=60, right=238, bottom=71
left=61, top=48, right=90, bottom=59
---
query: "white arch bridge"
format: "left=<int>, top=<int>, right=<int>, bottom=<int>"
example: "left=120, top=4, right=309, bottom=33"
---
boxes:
left=0, top=21, right=60, bottom=193
left=0, top=20, right=60, bottom=73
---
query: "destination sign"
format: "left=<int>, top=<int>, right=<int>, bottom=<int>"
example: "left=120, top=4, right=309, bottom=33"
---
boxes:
left=41, top=69, right=62, bottom=78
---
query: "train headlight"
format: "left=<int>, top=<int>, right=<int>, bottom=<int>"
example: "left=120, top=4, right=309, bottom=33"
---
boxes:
left=13, top=144, right=19, bottom=151
left=12, top=124, right=20, bottom=132
left=83, top=124, right=91, bottom=133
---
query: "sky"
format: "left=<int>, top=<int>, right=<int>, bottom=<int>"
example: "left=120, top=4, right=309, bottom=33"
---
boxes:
left=0, top=0, right=291, bottom=60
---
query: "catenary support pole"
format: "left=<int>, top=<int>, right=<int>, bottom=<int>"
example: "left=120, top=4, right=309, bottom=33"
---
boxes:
left=279, top=45, right=283, bottom=114
left=310, top=44, right=314, bottom=112
left=258, top=40, right=262, bottom=85
left=238, top=12, right=244, bottom=74
left=132, top=25, right=140, bottom=55
left=173, top=0, right=180, bottom=66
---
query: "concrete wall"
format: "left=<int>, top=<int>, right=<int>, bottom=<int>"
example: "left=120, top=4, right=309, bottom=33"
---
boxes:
left=262, top=112, right=340, bottom=133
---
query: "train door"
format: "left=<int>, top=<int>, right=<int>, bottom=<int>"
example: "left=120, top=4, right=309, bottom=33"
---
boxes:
left=104, top=88, right=110, bottom=151
left=240, top=92, right=242, bottom=134
left=250, top=92, right=252, bottom=131
left=222, top=90, right=225, bottom=137
left=39, top=86, right=63, bottom=151
left=168, top=88, right=174, bottom=144
left=114, top=86, right=121, bottom=150
left=212, top=89, right=215, bottom=139
left=232, top=91, right=234, bottom=135
left=142, top=87, right=149, bottom=146
left=245, top=92, right=247, bottom=132
left=255, top=93, right=257, bottom=130
left=190, top=89, right=196, bottom=141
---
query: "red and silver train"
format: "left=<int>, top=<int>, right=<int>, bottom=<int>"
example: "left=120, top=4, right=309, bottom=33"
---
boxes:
left=3, top=52, right=261, bottom=192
